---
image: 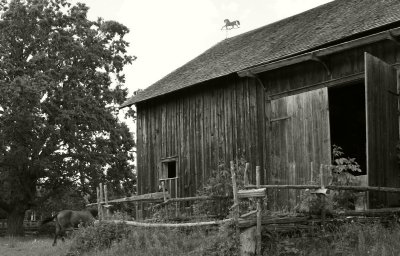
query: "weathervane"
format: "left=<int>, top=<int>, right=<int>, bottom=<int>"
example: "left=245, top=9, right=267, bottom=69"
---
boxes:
left=221, top=19, right=240, bottom=38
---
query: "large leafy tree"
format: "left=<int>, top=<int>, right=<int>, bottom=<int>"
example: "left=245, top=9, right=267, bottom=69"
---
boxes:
left=0, top=0, right=136, bottom=235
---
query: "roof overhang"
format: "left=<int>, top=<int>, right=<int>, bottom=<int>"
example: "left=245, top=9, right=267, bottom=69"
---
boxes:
left=237, top=27, right=400, bottom=78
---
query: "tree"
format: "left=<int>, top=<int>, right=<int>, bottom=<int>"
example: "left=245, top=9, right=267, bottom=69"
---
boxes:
left=0, top=0, right=136, bottom=235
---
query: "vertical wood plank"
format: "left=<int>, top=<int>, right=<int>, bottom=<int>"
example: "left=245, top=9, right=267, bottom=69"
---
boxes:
left=365, top=52, right=399, bottom=207
left=256, top=166, right=262, bottom=256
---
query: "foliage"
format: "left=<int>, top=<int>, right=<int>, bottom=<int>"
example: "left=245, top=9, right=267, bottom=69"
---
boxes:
left=330, top=145, right=362, bottom=210
left=193, top=159, right=251, bottom=218
left=263, top=221, right=400, bottom=256
left=69, top=222, right=131, bottom=254
left=296, top=145, right=363, bottom=214
left=200, top=222, right=240, bottom=256
left=68, top=221, right=239, bottom=256
left=0, top=0, right=136, bottom=235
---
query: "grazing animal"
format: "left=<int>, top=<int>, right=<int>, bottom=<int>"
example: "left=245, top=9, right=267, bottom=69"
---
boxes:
left=41, top=209, right=98, bottom=246
left=221, top=19, right=240, bottom=30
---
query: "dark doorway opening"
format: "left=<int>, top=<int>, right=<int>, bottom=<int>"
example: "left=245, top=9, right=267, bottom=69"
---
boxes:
left=328, top=83, right=366, bottom=174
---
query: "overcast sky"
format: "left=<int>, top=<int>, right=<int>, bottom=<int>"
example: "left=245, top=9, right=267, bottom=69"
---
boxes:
left=73, top=0, right=333, bottom=97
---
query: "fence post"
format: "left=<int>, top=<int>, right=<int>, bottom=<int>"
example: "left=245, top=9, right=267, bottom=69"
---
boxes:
left=319, top=165, right=326, bottom=229
left=96, top=187, right=101, bottom=221
left=244, top=163, right=250, bottom=186
left=256, top=166, right=262, bottom=256
left=104, top=184, right=109, bottom=220
left=99, top=183, right=104, bottom=221
left=161, top=181, right=168, bottom=217
left=230, top=161, right=239, bottom=223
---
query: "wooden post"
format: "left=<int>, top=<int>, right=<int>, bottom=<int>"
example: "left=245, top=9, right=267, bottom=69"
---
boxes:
left=256, top=166, right=262, bottom=256
left=161, top=181, right=167, bottom=201
left=104, top=184, right=109, bottom=220
left=161, top=181, right=167, bottom=217
left=310, top=161, right=314, bottom=183
left=99, top=183, right=104, bottom=221
left=230, top=161, right=239, bottom=223
left=175, top=178, right=179, bottom=217
left=96, top=187, right=101, bottom=221
left=135, top=202, right=139, bottom=220
left=244, top=163, right=250, bottom=186
left=320, top=165, right=326, bottom=228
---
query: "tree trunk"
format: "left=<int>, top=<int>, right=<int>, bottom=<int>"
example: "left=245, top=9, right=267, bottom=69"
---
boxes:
left=7, top=208, right=26, bottom=236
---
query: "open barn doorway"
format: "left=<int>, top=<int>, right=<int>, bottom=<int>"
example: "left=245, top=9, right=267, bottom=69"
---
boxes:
left=328, top=83, right=367, bottom=174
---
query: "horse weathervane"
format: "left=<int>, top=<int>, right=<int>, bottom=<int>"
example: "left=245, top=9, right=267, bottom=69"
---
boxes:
left=221, top=19, right=240, bottom=30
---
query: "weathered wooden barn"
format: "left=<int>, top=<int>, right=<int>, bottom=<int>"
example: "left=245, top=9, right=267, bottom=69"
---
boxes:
left=122, top=0, right=400, bottom=208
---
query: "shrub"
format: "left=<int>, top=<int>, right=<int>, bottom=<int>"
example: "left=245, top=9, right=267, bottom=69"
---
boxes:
left=68, top=221, right=131, bottom=254
left=193, top=158, right=252, bottom=218
left=296, top=145, right=362, bottom=215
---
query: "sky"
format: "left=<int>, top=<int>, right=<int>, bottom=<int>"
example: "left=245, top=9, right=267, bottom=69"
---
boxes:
left=72, top=0, right=333, bottom=98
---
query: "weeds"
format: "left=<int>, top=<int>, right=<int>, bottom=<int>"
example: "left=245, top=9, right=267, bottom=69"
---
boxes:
left=263, top=221, right=400, bottom=256
left=67, top=221, right=239, bottom=256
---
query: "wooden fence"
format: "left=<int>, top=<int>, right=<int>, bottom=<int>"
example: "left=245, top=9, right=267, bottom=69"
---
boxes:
left=88, top=182, right=230, bottom=221
left=0, top=220, right=40, bottom=235
left=88, top=162, right=400, bottom=256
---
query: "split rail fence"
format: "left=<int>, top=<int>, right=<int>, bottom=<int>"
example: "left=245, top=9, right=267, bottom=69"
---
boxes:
left=88, top=161, right=400, bottom=256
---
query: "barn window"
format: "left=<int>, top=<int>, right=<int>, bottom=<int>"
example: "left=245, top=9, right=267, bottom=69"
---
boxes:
left=159, top=157, right=179, bottom=198
left=160, top=158, right=178, bottom=179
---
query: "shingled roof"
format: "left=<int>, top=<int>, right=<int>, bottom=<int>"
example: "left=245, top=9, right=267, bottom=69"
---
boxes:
left=122, top=0, right=400, bottom=106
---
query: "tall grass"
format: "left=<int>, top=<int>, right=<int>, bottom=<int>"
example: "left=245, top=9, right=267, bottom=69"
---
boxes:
left=68, top=221, right=239, bottom=256
left=264, top=221, right=400, bottom=256
left=66, top=220, right=400, bottom=256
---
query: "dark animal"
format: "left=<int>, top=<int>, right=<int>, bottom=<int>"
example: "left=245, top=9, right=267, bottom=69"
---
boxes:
left=41, top=209, right=98, bottom=246
left=221, top=19, right=240, bottom=30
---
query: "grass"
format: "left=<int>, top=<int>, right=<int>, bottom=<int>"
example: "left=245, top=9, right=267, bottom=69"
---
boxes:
left=2, top=221, right=400, bottom=256
left=263, top=221, right=400, bottom=256
left=69, top=220, right=400, bottom=256
left=68, top=222, right=239, bottom=256
left=0, top=236, right=70, bottom=256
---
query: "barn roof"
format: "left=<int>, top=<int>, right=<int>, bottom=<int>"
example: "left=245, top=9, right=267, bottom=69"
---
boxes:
left=122, top=0, right=400, bottom=106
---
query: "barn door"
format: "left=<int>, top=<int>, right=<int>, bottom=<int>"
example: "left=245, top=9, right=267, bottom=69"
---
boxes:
left=270, top=88, right=331, bottom=209
left=365, top=52, right=399, bottom=207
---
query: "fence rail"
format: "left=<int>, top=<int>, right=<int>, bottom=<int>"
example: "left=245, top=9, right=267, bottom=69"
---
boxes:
left=88, top=162, right=400, bottom=256
left=245, top=184, right=400, bottom=193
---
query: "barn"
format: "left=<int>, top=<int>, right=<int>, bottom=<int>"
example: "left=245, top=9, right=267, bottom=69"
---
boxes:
left=122, top=0, right=400, bottom=209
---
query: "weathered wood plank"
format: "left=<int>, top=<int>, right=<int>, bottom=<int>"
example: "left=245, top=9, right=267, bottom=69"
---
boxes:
left=237, top=188, right=267, bottom=198
left=108, top=218, right=233, bottom=228
left=365, top=53, right=399, bottom=207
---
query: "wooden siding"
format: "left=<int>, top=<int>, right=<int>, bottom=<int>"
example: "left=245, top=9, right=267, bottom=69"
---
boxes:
left=136, top=76, right=266, bottom=197
left=365, top=53, right=400, bottom=207
left=270, top=88, right=331, bottom=210
left=136, top=39, right=400, bottom=208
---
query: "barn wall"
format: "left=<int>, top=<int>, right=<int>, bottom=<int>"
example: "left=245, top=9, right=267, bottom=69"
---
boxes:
left=136, top=39, right=400, bottom=201
left=262, top=40, right=400, bottom=96
left=136, top=75, right=267, bottom=197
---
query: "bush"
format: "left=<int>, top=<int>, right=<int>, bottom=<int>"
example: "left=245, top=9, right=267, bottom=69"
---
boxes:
left=68, top=222, right=131, bottom=254
left=295, top=145, right=363, bottom=215
left=193, top=158, right=253, bottom=218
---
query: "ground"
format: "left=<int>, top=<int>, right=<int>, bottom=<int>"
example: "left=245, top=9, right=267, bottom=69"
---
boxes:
left=0, top=236, right=69, bottom=256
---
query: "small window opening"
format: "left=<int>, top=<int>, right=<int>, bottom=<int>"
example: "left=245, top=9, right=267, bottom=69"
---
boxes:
left=167, top=161, right=176, bottom=178
left=160, top=159, right=177, bottom=179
